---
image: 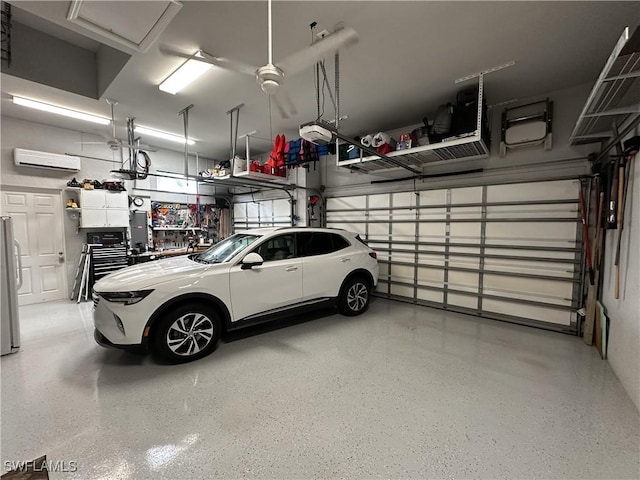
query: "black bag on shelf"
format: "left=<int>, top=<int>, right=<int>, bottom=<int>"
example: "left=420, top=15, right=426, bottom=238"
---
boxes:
left=451, top=88, right=479, bottom=136
left=431, top=103, right=455, bottom=135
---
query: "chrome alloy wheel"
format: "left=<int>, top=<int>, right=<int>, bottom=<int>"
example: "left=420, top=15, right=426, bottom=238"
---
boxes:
left=346, top=282, right=369, bottom=312
left=166, top=313, right=215, bottom=357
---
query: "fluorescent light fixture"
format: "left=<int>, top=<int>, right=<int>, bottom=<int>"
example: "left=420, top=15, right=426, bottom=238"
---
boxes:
left=12, top=96, right=110, bottom=125
left=135, top=126, right=195, bottom=145
left=159, top=50, right=212, bottom=95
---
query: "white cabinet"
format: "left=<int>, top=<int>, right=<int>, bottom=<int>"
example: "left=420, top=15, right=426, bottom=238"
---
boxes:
left=79, top=190, right=129, bottom=228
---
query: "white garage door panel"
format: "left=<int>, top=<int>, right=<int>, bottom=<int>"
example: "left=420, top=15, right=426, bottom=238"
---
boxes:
left=485, top=247, right=576, bottom=260
left=390, top=264, right=414, bottom=281
left=419, top=222, right=446, bottom=240
left=390, top=284, right=414, bottom=298
left=328, top=196, right=367, bottom=210
left=418, top=253, right=445, bottom=265
left=246, top=202, right=260, bottom=219
left=233, top=199, right=291, bottom=230
left=419, top=207, right=446, bottom=220
left=450, top=222, right=481, bottom=240
left=483, top=299, right=571, bottom=326
left=393, top=192, right=417, bottom=207
left=484, top=275, right=573, bottom=301
left=448, top=293, right=478, bottom=309
left=484, top=258, right=573, bottom=276
left=273, top=199, right=290, bottom=219
left=233, top=203, right=246, bottom=220
left=368, top=194, right=390, bottom=208
left=487, top=180, right=579, bottom=202
left=450, top=207, right=482, bottom=220
left=450, top=186, right=482, bottom=203
left=486, top=222, right=576, bottom=242
left=487, top=204, right=576, bottom=219
left=325, top=179, right=581, bottom=333
left=419, top=189, right=447, bottom=204
left=418, top=266, right=444, bottom=283
left=391, top=222, right=414, bottom=238
left=417, top=289, right=444, bottom=303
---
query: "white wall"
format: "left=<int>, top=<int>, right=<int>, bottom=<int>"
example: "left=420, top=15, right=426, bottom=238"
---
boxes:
left=602, top=141, right=640, bottom=412
left=0, top=115, right=219, bottom=293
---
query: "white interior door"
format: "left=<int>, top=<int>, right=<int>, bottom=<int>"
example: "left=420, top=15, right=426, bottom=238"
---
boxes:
left=1, top=189, right=67, bottom=306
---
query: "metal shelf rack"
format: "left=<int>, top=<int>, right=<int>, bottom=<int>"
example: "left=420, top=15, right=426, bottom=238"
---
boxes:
left=570, top=26, right=640, bottom=146
left=338, top=76, right=490, bottom=173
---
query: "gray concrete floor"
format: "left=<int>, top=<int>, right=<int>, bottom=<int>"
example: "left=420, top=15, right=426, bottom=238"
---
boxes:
left=1, top=298, right=639, bottom=479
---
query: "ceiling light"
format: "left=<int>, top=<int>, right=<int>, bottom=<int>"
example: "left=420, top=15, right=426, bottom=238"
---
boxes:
left=135, top=126, right=195, bottom=145
left=12, top=96, right=110, bottom=125
left=159, top=51, right=212, bottom=95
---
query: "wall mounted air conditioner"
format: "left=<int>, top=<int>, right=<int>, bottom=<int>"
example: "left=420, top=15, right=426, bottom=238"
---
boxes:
left=14, top=148, right=81, bottom=172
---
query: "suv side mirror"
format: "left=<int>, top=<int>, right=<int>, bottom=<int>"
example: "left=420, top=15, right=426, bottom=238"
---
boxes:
left=241, top=252, right=264, bottom=270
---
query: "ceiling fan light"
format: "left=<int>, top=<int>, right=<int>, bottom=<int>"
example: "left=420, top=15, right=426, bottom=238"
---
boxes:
left=135, top=126, right=195, bottom=145
left=260, top=79, right=280, bottom=95
left=159, top=50, right=213, bottom=95
left=12, top=96, right=111, bottom=125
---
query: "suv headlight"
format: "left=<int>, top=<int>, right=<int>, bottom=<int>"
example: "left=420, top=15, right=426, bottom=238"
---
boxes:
left=99, top=290, right=154, bottom=305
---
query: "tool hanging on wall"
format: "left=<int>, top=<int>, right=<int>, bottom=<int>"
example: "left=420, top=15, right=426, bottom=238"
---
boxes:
left=579, top=184, right=594, bottom=286
left=614, top=145, right=636, bottom=299
left=583, top=177, right=603, bottom=346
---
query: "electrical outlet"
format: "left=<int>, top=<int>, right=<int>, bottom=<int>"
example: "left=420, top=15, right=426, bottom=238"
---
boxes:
left=317, top=29, right=330, bottom=38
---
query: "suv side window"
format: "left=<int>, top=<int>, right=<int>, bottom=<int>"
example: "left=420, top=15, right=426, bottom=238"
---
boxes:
left=255, top=234, right=296, bottom=262
left=298, top=232, right=350, bottom=257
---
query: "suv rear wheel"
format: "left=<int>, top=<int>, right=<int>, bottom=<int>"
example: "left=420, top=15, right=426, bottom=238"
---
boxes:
left=338, top=276, right=371, bottom=316
left=152, top=303, right=221, bottom=363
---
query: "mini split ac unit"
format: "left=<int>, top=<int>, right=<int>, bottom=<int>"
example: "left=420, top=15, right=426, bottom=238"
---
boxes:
left=14, top=148, right=81, bottom=172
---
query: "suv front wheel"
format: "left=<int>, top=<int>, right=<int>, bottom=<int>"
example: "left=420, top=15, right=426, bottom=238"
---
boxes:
left=338, top=276, right=371, bottom=316
left=152, top=303, right=221, bottom=363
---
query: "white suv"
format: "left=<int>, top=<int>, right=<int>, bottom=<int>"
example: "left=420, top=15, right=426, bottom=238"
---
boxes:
left=93, top=227, right=378, bottom=363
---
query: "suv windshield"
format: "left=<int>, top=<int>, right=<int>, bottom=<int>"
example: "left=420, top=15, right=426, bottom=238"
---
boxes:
left=195, top=234, right=260, bottom=264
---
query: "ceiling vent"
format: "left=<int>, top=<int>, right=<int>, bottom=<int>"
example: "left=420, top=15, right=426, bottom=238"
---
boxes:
left=67, top=0, right=182, bottom=53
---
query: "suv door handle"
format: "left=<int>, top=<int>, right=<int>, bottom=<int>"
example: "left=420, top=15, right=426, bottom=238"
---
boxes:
left=341, top=258, right=351, bottom=262
left=285, top=266, right=298, bottom=272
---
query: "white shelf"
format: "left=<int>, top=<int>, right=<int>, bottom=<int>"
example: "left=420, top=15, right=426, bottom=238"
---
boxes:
left=570, top=26, right=640, bottom=145
left=338, top=76, right=490, bottom=173
left=338, top=134, right=489, bottom=173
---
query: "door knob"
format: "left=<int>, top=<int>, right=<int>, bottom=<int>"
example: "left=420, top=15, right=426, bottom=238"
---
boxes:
left=58, top=251, right=65, bottom=263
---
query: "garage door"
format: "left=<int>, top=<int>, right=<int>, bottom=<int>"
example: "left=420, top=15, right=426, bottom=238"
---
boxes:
left=326, top=179, right=583, bottom=333
left=233, top=198, right=291, bottom=230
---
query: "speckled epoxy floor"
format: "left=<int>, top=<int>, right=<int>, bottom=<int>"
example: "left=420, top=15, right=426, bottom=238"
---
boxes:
left=1, top=299, right=639, bottom=479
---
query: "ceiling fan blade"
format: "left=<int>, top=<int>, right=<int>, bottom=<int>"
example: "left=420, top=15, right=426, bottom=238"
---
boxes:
left=198, top=51, right=259, bottom=76
left=161, top=47, right=258, bottom=76
left=276, top=27, right=359, bottom=76
left=273, top=89, right=297, bottom=119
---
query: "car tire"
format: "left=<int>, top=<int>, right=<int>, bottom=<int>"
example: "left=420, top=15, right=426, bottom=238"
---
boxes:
left=151, top=303, right=221, bottom=363
left=338, top=276, right=371, bottom=316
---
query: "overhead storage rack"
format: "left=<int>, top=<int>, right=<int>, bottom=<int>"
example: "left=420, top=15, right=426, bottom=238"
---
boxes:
left=338, top=76, right=490, bottom=173
left=570, top=26, right=640, bottom=146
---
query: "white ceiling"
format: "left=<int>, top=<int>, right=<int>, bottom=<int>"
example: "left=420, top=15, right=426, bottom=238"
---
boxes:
left=2, top=1, right=639, bottom=160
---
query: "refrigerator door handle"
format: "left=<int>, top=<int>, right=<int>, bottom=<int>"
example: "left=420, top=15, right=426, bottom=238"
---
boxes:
left=14, top=240, right=23, bottom=290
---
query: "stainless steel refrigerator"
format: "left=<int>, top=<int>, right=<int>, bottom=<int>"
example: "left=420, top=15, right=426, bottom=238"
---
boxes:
left=1, top=216, right=22, bottom=356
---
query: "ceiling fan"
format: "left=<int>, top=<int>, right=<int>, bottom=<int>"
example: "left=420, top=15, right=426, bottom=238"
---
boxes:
left=170, top=0, right=359, bottom=118
left=79, top=99, right=154, bottom=151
